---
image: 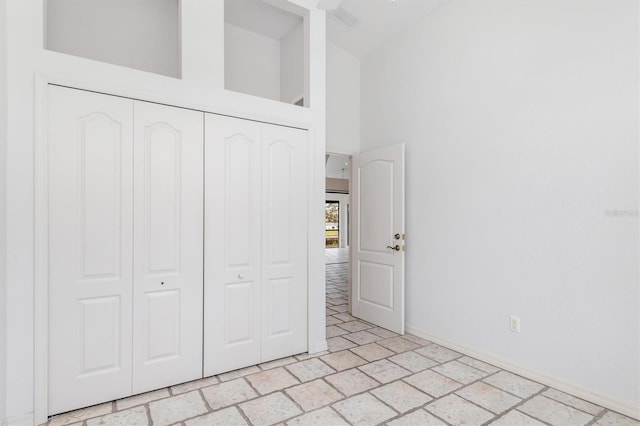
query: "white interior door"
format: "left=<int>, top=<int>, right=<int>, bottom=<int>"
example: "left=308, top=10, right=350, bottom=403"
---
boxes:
left=204, top=114, right=262, bottom=376
left=48, top=86, right=134, bottom=414
left=261, top=123, right=308, bottom=361
left=351, top=144, right=405, bottom=334
left=132, top=101, right=204, bottom=393
left=204, top=116, right=308, bottom=374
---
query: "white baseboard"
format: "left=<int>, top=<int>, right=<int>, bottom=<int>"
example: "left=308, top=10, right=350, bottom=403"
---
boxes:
left=406, top=325, right=640, bottom=421
left=4, top=413, right=33, bottom=426
left=309, top=340, right=328, bottom=354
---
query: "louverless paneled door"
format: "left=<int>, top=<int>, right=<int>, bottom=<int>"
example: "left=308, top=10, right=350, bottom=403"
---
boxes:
left=48, top=86, right=203, bottom=415
left=203, top=114, right=308, bottom=376
left=48, top=86, right=135, bottom=415
left=131, top=101, right=203, bottom=395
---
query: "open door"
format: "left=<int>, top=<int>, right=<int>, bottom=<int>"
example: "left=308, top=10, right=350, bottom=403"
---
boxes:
left=351, top=144, right=405, bottom=334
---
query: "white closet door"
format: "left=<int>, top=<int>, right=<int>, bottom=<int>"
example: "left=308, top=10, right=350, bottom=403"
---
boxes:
left=204, top=114, right=262, bottom=376
left=48, top=86, right=134, bottom=415
left=261, top=124, right=308, bottom=361
left=132, top=101, right=204, bottom=393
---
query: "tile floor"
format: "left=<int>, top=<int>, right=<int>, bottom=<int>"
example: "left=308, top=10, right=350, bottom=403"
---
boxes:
left=325, top=248, right=349, bottom=265
left=45, top=261, right=639, bottom=426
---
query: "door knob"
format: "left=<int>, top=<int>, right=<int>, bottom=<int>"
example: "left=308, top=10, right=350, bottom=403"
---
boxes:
left=394, top=233, right=401, bottom=240
left=387, top=245, right=400, bottom=251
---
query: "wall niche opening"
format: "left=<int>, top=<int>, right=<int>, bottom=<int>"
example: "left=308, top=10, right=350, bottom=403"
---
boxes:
left=45, top=0, right=181, bottom=78
left=225, top=0, right=308, bottom=107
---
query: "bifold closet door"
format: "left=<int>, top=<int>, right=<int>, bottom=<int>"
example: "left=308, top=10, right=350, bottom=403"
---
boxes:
left=203, top=114, right=262, bottom=376
left=132, top=101, right=204, bottom=393
left=48, top=89, right=205, bottom=413
left=204, top=114, right=308, bottom=376
left=48, top=86, right=134, bottom=415
left=260, top=123, right=308, bottom=361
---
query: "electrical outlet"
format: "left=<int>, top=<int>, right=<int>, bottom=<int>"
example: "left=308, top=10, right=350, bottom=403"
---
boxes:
left=510, top=316, right=521, bottom=333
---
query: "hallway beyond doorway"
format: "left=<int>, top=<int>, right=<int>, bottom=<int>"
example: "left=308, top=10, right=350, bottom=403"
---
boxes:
left=326, top=248, right=349, bottom=265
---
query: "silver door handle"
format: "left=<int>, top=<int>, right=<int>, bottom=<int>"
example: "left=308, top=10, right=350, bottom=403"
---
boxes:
left=387, top=245, right=400, bottom=251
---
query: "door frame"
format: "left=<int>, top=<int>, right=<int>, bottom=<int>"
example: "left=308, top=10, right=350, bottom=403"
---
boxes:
left=33, top=74, right=326, bottom=424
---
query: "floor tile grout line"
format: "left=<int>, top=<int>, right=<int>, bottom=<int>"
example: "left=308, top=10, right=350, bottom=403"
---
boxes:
left=197, top=387, right=214, bottom=413
left=479, top=385, right=556, bottom=426
left=405, top=366, right=515, bottom=424
left=235, top=402, right=254, bottom=426
left=242, top=375, right=269, bottom=397
left=325, top=370, right=446, bottom=425
left=451, top=382, right=517, bottom=424
left=541, top=391, right=607, bottom=419
left=422, top=366, right=543, bottom=420
left=518, top=393, right=600, bottom=425
left=319, top=374, right=349, bottom=400
left=355, top=361, right=412, bottom=386
left=365, top=386, right=402, bottom=416
left=281, top=386, right=312, bottom=417
left=478, top=369, right=544, bottom=400
left=414, top=375, right=490, bottom=426
left=586, top=407, right=609, bottom=426
left=143, top=402, right=153, bottom=426
left=323, top=403, right=354, bottom=426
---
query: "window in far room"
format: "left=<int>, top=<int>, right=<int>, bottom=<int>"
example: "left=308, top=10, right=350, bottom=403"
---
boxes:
left=325, top=201, right=340, bottom=248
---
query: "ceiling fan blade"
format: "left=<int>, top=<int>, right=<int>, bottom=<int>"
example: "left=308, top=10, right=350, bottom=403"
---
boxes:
left=316, top=0, right=344, bottom=10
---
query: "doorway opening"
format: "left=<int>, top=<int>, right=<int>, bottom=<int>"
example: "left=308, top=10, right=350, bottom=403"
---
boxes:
left=325, top=153, right=352, bottom=331
left=325, top=144, right=406, bottom=341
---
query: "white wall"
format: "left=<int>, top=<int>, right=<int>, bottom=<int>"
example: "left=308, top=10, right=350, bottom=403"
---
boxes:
left=361, top=0, right=639, bottom=417
left=46, top=0, right=181, bottom=78
left=225, top=23, right=281, bottom=101
left=281, top=21, right=304, bottom=104
left=181, top=0, right=225, bottom=89
left=0, top=0, right=7, bottom=423
left=326, top=41, right=359, bottom=154
left=5, top=1, right=327, bottom=422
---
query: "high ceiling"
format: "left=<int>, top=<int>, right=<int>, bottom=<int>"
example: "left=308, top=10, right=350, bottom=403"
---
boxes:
left=225, top=0, right=302, bottom=40
left=326, top=0, right=448, bottom=58
left=326, top=154, right=350, bottom=179
left=225, top=0, right=448, bottom=58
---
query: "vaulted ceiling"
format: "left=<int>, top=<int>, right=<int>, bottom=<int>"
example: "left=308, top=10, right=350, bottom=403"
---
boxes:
left=225, top=0, right=448, bottom=58
left=325, top=0, right=448, bottom=58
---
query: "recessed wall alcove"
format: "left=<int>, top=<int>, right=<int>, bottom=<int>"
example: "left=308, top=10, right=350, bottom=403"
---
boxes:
left=225, top=0, right=308, bottom=106
left=45, top=0, right=308, bottom=105
left=45, top=0, right=182, bottom=78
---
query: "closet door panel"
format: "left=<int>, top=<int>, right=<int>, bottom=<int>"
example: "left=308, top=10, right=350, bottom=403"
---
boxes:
left=133, top=101, right=203, bottom=393
left=261, top=124, right=308, bottom=361
left=48, top=86, right=134, bottom=415
left=204, top=114, right=262, bottom=376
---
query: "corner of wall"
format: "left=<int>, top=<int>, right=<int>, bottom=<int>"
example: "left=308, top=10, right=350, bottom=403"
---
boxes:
left=326, top=41, right=360, bottom=154
left=280, top=20, right=304, bottom=105
left=181, top=0, right=225, bottom=89
left=3, top=413, right=34, bottom=426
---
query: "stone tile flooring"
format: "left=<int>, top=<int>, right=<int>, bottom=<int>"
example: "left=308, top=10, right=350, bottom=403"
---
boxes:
left=45, top=262, right=639, bottom=426
left=325, top=248, right=349, bottom=265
